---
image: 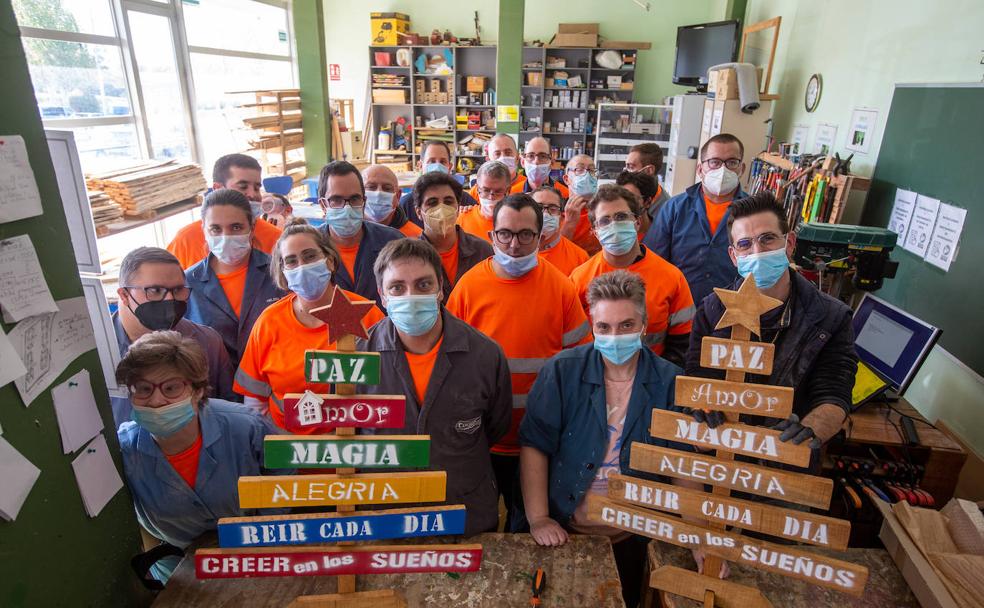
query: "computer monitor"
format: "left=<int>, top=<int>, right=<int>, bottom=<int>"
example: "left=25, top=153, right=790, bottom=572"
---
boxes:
left=852, top=294, right=941, bottom=396
left=672, top=20, right=741, bottom=89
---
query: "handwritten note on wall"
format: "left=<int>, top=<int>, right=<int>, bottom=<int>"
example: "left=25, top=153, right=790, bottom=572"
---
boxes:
left=0, top=235, right=58, bottom=322
left=0, top=135, right=44, bottom=224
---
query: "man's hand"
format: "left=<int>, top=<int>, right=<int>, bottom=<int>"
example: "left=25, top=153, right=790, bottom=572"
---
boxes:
left=560, top=196, right=588, bottom=239
left=771, top=413, right=822, bottom=449
left=682, top=407, right=725, bottom=428
left=691, top=548, right=730, bottom=578
left=529, top=516, right=569, bottom=547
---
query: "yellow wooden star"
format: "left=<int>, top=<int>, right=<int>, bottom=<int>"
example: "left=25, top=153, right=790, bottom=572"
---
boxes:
left=713, top=275, right=784, bottom=337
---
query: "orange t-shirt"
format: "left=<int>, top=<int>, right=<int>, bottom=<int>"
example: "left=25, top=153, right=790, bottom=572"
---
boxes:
left=540, top=236, right=589, bottom=276
left=168, top=218, right=283, bottom=269
left=438, top=240, right=460, bottom=284
left=216, top=264, right=249, bottom=318
left=467, top=173, right=526, bottom=201
left=405, top=336, right=444, bottom=405
left=569, top=247, right=695, bottom=356
left=456, top=206, right=494, bottom=243
left=165, top=433, right=202, bottom=488
left=704, top=195, right=732, bottom=236
left=336, top=243, right=359, bottom=284
left=446, top=259, right=589, bottom=455
left=396, top=220, right=423, bottom=238
left=234, top=291, right=385, bottom=432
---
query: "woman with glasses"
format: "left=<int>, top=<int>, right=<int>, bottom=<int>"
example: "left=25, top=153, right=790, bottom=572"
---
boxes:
left=184, top=189, right=287, bottom=367
left=116, top=331, right=287, bottom=584
left=233, top=218, right=385, bottom=432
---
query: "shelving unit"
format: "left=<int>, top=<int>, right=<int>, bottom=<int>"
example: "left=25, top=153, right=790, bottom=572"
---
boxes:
left=239, top=89, right=306, bottom=184
left=594, top=103, right=672, bottom=183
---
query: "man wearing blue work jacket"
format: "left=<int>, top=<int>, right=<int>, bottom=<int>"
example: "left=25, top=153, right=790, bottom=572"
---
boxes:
left=643, top=133, right=747, bottom=305
left=317, top=160, right=404, bottom=307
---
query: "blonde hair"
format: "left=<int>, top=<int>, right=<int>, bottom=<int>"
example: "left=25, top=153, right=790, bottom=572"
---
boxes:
left=586, top=270, right=648, bottom=322
left=269, top=218, right=342, bottom=291
left=115, top=331, right=210, bottom=406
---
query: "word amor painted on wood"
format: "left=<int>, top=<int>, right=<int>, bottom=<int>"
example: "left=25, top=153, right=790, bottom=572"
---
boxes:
left=238, top=471, right=446, bottom=509
left=217, top=506, right=467, bottom=548
left=629, top=442, right=832, bottom=509
left=196, top=544, right=483, bottom=579
left=675, top=375, right=794, bottom=418
left=649, top=409, right=812, bottom=468
left=700, top=336, right=775, bottom=374
left=304, top=350, right=380, bottom=384
left=587, top=496, right=868, bottom=596
left=607, top=474, right=849, bottom=549
left=283, top=392, right=406, bottom=431
left=264, top=435, right=429, bottom=469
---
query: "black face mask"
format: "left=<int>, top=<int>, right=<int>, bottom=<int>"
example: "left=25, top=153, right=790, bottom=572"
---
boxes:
left=129, top=299, right=187, bottom=331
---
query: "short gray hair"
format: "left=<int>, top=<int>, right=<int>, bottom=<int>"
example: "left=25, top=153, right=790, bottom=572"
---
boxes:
left=476, top=160, right=511, bottom=183
left=119, top=247, right=182, bottom=287
left=586, top=270, right=648, bottom=323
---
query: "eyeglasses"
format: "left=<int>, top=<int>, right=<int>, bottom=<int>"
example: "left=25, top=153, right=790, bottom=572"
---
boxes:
left=523, top=153, right=551, bottom=163
left=537, top=203, right=562, bottom=217
left=319, top=194, right=366, bottom=209
left=733, top=232, right=786, bottom=253
left=492, top=228, right=539, bottom=246
left=567, top=167, right=597, bottom=177
left=624, top=164, right=653, bottom=174
left=129, top=377, right=192, bottom=400
left=701, top=157, right=742, bottom=171
left=594, top=211, right=635, bottom=229
left=124, top=285, right=191, bottom=301
left=476, top=187, right=508, bottom=199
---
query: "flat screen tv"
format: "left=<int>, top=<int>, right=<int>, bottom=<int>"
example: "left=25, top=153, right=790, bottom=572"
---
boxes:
left=673, top=20, right=741, bottom=90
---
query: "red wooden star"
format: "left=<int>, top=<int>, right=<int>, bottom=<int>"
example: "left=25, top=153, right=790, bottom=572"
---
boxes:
left=309, top=285, right=374, bottom=340
left=713, top=275, right=783, bottom=337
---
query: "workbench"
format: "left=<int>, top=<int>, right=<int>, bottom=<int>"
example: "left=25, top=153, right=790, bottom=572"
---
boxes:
left=645, top=542, right=919, bottom=607
left=153, top=533, right=625, bottom=607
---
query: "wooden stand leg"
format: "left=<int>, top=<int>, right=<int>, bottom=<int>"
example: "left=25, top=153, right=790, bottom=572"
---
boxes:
left=703, top=590, right=715, bottom=608
left=334, top=335, right=358, bottom=595
left=288, top=589, right=408, bottom=608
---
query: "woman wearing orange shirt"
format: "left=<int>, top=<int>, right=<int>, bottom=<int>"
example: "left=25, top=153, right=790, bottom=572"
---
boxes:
left=185, top=189, right=287, bottom=366
left=234, top=219, right=385, bottom=432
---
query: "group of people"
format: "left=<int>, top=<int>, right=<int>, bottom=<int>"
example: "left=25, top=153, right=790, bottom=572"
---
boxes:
left=113, top=132, right=858, bottom=605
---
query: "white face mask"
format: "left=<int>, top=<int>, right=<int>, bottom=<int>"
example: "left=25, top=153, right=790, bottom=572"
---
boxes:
left=702, top=166, right=740, bottom=197
left=479, top=197, right=498, bottom=219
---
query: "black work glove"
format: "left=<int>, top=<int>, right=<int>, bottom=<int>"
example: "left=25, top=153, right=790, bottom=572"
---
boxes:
left=771, top=413, right=822, bottom=449
left=682, top=407, right=725, bottom=429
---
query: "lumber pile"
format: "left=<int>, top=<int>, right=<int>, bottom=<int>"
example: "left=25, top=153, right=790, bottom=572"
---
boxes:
left=87, top=190, right=123, bottom=233
left=86, top=160, right=206, bottom=217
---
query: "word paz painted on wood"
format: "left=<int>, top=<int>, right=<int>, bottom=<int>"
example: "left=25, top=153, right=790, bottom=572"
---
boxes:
left=587, top=497, right=867, bottom=596
left=217, top=506, right=467, bottom=548
left=649, top=410, right=812, bottom=468
left=629, top=443, right=832, bottom=509
left=238, top=471, right=447, bottom=509
left=283, top=392, right=406, bottom=431
left=305, top=350, right=380, bottom=384
left=264, top=435, right=429, bottom=469
left=674, top=376, right=794, bottom=418
left=700, top=336, right=775, bottom=374
left=196, top=544, right=483, bottom=579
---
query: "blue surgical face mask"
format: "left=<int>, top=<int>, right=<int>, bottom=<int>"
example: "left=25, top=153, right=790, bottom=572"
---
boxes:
left=541, top=212, right=560, bottom=238
left=131, top=397, right=196, bottom=438
left=493, top=246, right=539, bottom=278
left=249, top=201, right=263, bottom=218
left=424, top=162, right=449, bottom=175
left=524, top=162, right=551, bottom=186
left=594, top=332, right=643, bottom=365
left=597, top=220, right=638, bottom=256
left=386, top=293, right=440, bottom=336
left=206, top=233, right=252, bottom=265
left=364, top=190, right=395, bottom=223
left=497, top=156, right=517, bottom=172
left=325, top=204, right=364, bottom=237
left=736, top=243, right=789, bottom=289
left=570, top=172, right=598, bottom=197
left=285, top=260, right=332, bottom=301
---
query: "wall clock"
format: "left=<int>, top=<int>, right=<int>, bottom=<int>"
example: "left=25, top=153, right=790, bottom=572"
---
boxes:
left=805, top=73, right=822, bottom=112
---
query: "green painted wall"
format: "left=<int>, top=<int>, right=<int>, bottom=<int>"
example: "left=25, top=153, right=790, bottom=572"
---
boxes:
left=295, top=0, right=332, bottom=168
left=743, top=0, right=984, bottom=457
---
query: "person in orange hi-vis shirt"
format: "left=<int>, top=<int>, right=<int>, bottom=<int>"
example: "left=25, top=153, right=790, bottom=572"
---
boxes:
left=234, top=219, right=384, bottom=433
left=446, top=193, right=590, bottom=530
left=466, top=133, right=526, bottom=201
left=457, top=160, right=512, bottom=244
left=167, top=153, right=283, bottom=269
left=569, top=184, right=694, bottom=368
left=362, top=164, right=422, bottom=238
left=559, top=154, right=601, bottom=255
left=532, top=185, right=588, bottom=276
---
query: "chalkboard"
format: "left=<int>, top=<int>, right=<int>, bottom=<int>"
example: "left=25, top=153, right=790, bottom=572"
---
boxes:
left=860, top=83, right=984, bottom=377
left=0, top=3, right=151, bottom=606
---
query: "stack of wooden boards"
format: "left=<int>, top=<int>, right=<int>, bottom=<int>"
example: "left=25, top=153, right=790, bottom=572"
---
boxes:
left=86, top=190, right=123, bottom=233
left=239, top=89, right=306, bottom=185
left=86, top=161, right=206, bottom=218
left=586, top=278, right=869, bottom=606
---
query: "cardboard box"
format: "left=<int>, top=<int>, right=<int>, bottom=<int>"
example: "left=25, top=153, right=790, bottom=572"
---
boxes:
left=526, top=72, right=543, bottom=87
left=600, top=40, right=652, bottom=50
left=372, top=88, right=407, bottom=104
left=550, top=23, right=599, bottom=47
left=466, top=76, right=488, bottom=94
left=708, top=68, right=739, bottom=100
left=370, top=12, right=410, bottom=46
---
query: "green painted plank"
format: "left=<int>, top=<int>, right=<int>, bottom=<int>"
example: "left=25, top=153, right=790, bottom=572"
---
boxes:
left=264, top=435, right=430, bottom=469
left=304, top=350, right=380, bottom=384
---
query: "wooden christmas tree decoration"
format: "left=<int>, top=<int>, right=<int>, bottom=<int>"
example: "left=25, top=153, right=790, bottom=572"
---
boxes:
left=195, top=286, right=482, bottom=607
left=587, top=276, right=869, bottom=606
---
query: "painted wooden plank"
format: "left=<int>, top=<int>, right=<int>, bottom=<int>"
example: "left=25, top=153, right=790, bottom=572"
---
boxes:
left=287, top=589, right=407, bottom=608
left=195, top=544, right=483, bottom=579
left=607, top=474, right=850, bottom=550
left=650, top=565, right=772, bottom=608
left=217, top=505, right=467, bottom=548
left=264, top=435, right=430, bottom=469
left=628, top=443, right=832, bottom=509
left=674, top=376, right=794, bottom=419
left=283, top=393, right=406, bottom=431
left=304, top=350, right=381, bottom=384
left=649, top=410, right=812, bottom=468
left=699, top=337, right=775, bottom=375
left=237, top=471, right=446, bottom=509
left=587, top=496, right=868, bottom=597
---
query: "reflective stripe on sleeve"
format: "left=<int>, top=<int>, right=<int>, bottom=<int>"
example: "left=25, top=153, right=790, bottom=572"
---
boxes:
left=643, top=331, right=667, bottom=347
left=669, top=305, right=696, bottom=327
left=234, top=368, right=272, bottom=397
left=508, top=358, right=548, bottom=374
left=512, top=394, right=528, bottom=409
left=562, top=320, right=590, bottom=346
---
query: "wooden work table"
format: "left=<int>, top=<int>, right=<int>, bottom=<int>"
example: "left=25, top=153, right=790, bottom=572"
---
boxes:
left=153, top=533, right=625, bottom=607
